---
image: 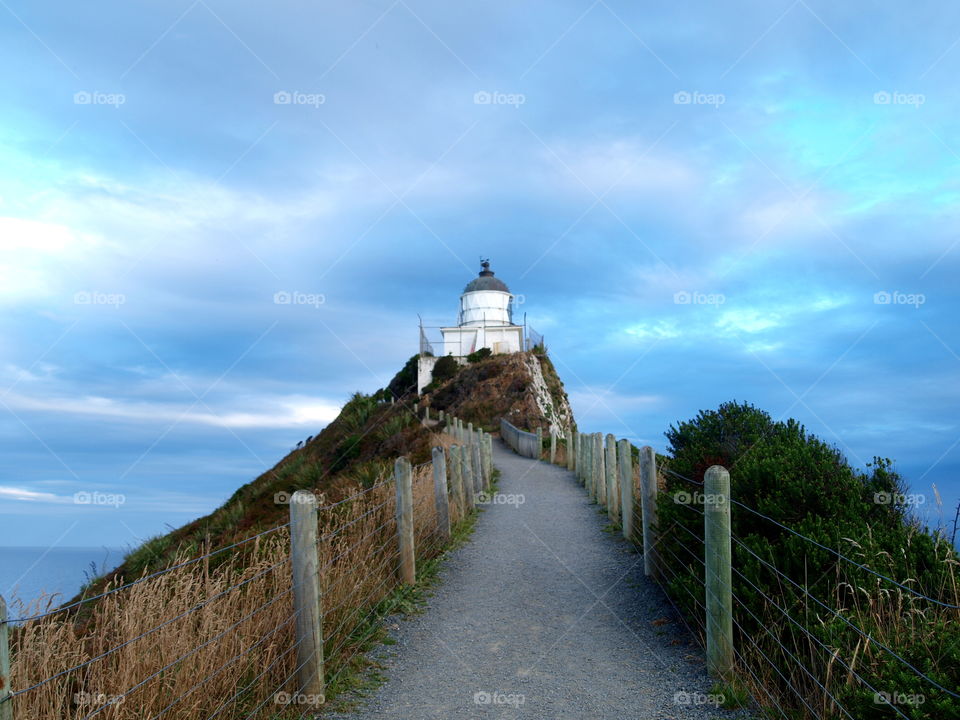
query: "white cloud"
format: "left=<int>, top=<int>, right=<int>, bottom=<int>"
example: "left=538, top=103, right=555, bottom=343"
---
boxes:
left=4, top=392, right=342, bottom=429
left=623, top=320, right=681, bottom=340
left=0, top=486, right=65, bottom=503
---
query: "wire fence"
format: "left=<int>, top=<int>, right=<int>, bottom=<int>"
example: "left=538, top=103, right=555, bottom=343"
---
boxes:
left=1, top=410, right=490, bottom=720
left=529, top=428, right=960, bottom=720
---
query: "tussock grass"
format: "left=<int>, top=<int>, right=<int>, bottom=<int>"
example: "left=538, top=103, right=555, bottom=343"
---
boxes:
left=8, top=433, right=473, bottom=719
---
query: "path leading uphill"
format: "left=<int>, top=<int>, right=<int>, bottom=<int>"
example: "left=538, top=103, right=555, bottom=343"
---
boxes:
left=330, top=441, right=749, bottom=719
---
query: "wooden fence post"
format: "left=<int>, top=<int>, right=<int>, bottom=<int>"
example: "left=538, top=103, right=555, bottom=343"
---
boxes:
left=424, top=406, right=430, bottom=421
left=549, top=429, right=557, bottom=465
left=579, top=433, right=585, bottom=485
left=481, top=432, right=492, bottom=487
left=460, top=444, right=475, bottom=510
left=594, top=433, right=606, bottom=506
left=571, top=430, right=580, bottom=478
left=289, top=490, right=324, bottom=705
left=566, top=429, right=574, bottom=471
left=577, top=432, right=584, bottom=484
left=472, top=441, right=483, bottom=494
left=1, top=595, right=11, bottom=720
left=582, top=433, right=590, bottom=489
left=705, top=465, right=734, bottom=680
left=432, top=447, right=450, bottom=542
left=618, top=439, right=634, bottom=541
left=536, top=427, right=543, bottom=461
left=639, top=446, right=658, bottom=578
left=449, top=445, right=464, bottom=517
left=605, top=434, right=618, bottom=523
left=486, top=434, right=493, bottom=482
left=439, top=409, right=444, bottom=423
left=394, top=458, right=416, bottom=585
left=474, top=430, right=484, bottom=487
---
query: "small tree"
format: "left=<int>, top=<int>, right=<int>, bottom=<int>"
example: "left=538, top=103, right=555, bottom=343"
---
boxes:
left=466, top=347, right=492, bottom=363
left=431, top=355, right=459, bottom=384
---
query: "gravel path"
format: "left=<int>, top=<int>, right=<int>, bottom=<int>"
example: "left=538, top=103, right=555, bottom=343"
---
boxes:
left=327, top=440, right=749, bottom=719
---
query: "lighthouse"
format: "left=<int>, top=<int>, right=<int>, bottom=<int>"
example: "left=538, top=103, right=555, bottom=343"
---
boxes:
left=417, top=260, right=525, bottom=393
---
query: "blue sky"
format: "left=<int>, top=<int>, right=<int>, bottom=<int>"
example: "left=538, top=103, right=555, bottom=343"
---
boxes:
left=2, top=0, right=959, bottom=551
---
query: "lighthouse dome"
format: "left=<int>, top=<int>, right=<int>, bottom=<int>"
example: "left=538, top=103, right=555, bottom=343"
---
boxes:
left=463, top=262, right=510, bottom=294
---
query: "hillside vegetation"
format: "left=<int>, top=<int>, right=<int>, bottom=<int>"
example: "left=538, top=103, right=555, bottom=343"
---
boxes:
left=74, top=350, right=571, bottom=600
left=9, top=349, right=568, bottom=719
left=656, top=401, right=960, bottom=720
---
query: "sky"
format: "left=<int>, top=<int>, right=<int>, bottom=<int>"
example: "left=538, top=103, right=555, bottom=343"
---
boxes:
left=2, top=0, right=960, bottom=551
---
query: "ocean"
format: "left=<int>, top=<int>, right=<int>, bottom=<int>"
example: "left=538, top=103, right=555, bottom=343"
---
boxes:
left=0, top=546, right=126, bottom=616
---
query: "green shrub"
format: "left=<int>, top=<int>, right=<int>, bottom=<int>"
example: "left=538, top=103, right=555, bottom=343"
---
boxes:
left=466, top=347, right=492, bottom=363
left=387, top=355, right=419, bottom=398
left=431, top=355, right=459, bottom=384
left=657, top=401, right=959, bottom=719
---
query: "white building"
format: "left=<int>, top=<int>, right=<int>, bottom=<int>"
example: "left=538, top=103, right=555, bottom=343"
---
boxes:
left=417, top=260, right=525, bottom=393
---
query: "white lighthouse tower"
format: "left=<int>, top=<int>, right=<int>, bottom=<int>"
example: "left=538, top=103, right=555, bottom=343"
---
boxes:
left=417, top=260, right=525, bottom=393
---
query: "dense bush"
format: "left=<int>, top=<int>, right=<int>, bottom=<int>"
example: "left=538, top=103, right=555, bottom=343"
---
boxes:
left=657, top=401, right=959, bottom=719
left=431, top=355, right=459, bottom=384
left=387, top=355, right=419, bottom=398
left=466, top=347, right=492, bottom=363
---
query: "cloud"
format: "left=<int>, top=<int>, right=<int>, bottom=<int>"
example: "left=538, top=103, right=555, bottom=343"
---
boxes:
left=4, top=392, right=342, bottom=429
left=0, top=486, right=67, bottom=503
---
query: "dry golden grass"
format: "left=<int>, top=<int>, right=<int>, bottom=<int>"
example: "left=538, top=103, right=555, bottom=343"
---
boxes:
left=10, top=533, right=295, bottom=719
left=8, top=440, right=468, bottom=719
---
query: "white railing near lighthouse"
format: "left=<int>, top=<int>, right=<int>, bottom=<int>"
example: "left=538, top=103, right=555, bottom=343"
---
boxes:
left=499, top=418, right=539, bottom=459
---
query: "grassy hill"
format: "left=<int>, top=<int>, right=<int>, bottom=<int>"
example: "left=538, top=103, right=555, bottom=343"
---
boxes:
left=75, top=349, right=573, bottom=599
